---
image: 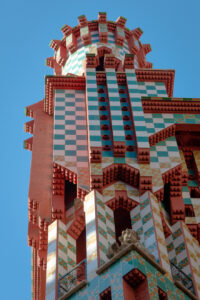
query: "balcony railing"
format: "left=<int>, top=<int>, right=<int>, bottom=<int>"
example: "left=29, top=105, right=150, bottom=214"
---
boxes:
left=170, top=262, right=195, bottom=295
left=58, top=259, right=87, bottom=298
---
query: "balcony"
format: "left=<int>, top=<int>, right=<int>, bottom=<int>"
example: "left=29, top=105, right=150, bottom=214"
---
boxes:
left=170, top=262, right=196, bottom=296
left=58, top=259, right=87, bottom=299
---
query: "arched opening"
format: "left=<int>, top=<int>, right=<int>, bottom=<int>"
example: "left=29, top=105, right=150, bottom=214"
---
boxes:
left=64, top=180, right=77, bottom=211
left=114, top=207, right=132, bottom=242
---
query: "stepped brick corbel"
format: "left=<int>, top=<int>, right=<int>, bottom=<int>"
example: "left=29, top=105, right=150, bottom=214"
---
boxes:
left=25, top=13, right=200, bottom=300
left=115, top=16, right=126, bottom=47
left=139, top=175, right=152, bottom=195
left=98, top=12, right=108, bottom=43
left=106, top=190, right=138, bottom=211
left=24, top=137, right=33, bottom=151
left=78, top=15, right=91, bottom=46
left=149, top=124, right=176, bottom=146
left=24, top=120, right=34, bottom=134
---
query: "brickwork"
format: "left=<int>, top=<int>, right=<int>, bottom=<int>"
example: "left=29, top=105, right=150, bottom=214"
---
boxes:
left=25, top=13, right=200, bottom=300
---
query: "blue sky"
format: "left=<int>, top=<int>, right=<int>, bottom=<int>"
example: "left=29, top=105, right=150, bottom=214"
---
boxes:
left=0, top=0, right=200, bottom=299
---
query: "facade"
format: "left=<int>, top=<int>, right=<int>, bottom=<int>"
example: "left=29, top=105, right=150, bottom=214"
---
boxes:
left=24, top=13, right=200, bottom=300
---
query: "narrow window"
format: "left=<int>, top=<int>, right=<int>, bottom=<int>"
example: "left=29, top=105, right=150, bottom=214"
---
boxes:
left=163, top=183, right=170, bottom=216
left=64, top=180, right=77, bottom=210
left=114, top=207, right=132, bottom=242
left=96, top=56, right=105, bottom=71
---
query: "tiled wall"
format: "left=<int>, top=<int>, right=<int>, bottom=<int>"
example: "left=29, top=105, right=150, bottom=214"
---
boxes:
left=68, top=249, right=190, bottom=300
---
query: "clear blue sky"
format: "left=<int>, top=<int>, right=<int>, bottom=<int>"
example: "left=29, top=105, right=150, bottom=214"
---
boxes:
left=0, top=0, right=199, bottom=299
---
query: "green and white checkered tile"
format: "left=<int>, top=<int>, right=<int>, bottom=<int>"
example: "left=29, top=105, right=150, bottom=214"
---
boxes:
left=96, top=193, right=112, bottom=264
left=144, top=113, right=200, bottom=136
left=137, top=82, right=168, bottom=97
left=166, top=222, right=192, bottom=277
left=97, top=84, right=113, bottom=156
left=54, top=89, right=89, bottom=168
left=150, top=136, right=181, bottom=172
left=150, top=193, right=171, bottom=275
left=118, top=85, right=137, bottom=149
left=125, top=68, right=150, bottom=149
left=182, top=186, right=192, bottom=205
left=91, top=31, right=100, bottom=43
left=182, top=224, right=200, bottom=297
left=131, top=204, right=144, bottom=243
left=62, top=30, right=131, bottom=76
left=106, top=68, right=126, bottom=142
left=131, top=192, right=160, bottom=262
left=86, top=69, right=102, bottom=147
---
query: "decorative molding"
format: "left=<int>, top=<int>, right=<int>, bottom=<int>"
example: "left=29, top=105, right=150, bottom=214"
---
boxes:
left=45, top=76, right=85, bottom=115
left=142, top=97, right=200, bottom=113
left=96, top=243, right=166, bottom=275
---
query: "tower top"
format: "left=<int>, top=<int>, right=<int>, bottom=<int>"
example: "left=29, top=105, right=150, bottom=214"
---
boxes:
left=46, top=13, right=152, bottom=76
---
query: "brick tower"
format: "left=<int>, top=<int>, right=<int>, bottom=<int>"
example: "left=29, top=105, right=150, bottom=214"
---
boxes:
left=24, top=13, right=200, bottom=300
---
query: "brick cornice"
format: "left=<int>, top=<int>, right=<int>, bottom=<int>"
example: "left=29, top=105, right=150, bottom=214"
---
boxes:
left=45, top=69, right=175, bottom=115
left=45, top=75, right=85, bottom=115
left=142, top=96, right=200, bottom=114
left=135, top=69, right=175, bottom=97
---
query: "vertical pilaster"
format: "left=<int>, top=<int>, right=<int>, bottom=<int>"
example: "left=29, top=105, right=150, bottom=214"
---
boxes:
left=84, top=190, right=115, bottom=279
left=84, top=191, right=99, bottom=280
left=125, top=61, right=150, bottom=164
left=46, top=221, right=58, bottom=300
left=45, top=220, right=76, bottom=300
left=131, top=192, right=172, bottom=278
left=105, top=55, right=126, bottom=156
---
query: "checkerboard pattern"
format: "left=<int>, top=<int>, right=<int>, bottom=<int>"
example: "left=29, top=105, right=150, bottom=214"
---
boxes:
left=46, top=220, right=77, bottom=299
left=125, top=68, right=150, bottom=149
left=139, top=136, right=181, bottom=192
left=149, top=192, right=172, bottom=277
left=84, top=190, right=116, bottom=273
left=166, top=222, right=192, bottom=277
left=106, top=68, right=125, bottom=142
left=63, top=31, right=130, bottom=76
left=130, top=192, right=172, bottom=278
left=182, top=222, right=200, bottom=298
left=131, top=192, right=159, bottom=262
left=97, top=84, right=113, bottom=156
left=54, top=89, right=89, bottom=168
left=96, top=192, right=115, bottom=265
left=166, top=221, right=200, bottom=298
left=182, top=186, right=192, bottom=205
left=84, top=191, right=99, bottom=280
left=103, top=181, right=139, bottom=203
left=67, top=249, right=189, bottom=300
left=118, top=84, right=137, bottom=150
left=86, top=68, right=102, bottom=148
left=144, top=113, right=200, bottom=136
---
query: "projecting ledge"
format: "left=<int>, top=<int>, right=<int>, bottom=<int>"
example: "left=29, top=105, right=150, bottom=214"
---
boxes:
left=58, top=280, right=87, bottom=300
left=175, top=281, right=198, bottom=300
left=96, top=243, right=166, bottom=275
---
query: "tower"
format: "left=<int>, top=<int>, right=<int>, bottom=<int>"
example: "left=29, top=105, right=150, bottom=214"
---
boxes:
left=24, top=13, right=200, bottom=299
